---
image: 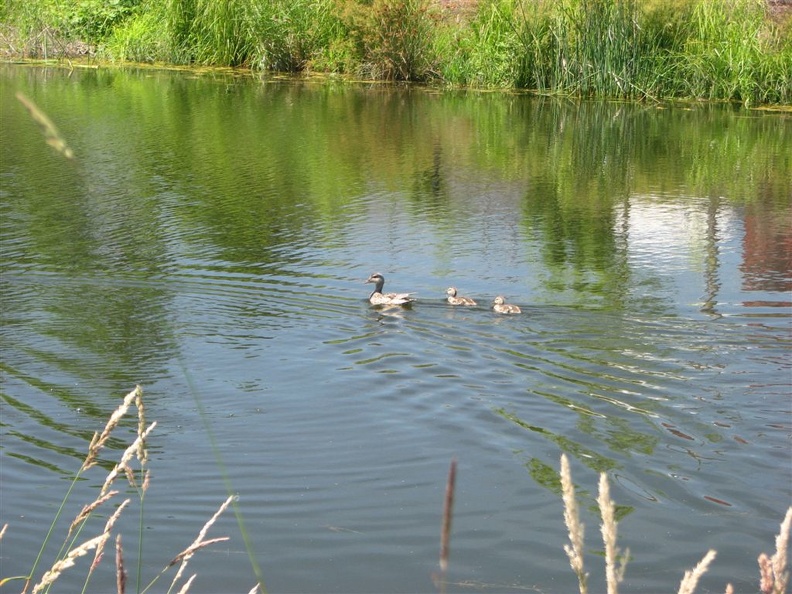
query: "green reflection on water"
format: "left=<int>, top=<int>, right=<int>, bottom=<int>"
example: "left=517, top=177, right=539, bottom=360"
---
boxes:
left=1, top=63, right=789, bottom=457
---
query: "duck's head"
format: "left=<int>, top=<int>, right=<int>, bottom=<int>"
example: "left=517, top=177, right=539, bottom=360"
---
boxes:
left=493, top=296, right=506, bottom=305
left=366, top=273, right=384, bottom=285
left=446, top=287, right=458, bottom=297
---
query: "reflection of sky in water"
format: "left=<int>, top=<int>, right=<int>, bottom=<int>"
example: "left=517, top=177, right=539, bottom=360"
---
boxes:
left=625, top=197, right=729, bottom=271
left=622, top=196, right=781, bottom=315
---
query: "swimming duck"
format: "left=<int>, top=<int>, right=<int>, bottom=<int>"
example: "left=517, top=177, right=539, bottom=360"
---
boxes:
left=365, top=273, right=415, bottom=306
left=445, top=287, right=477, bottom=306
left=492, top=296, right=521, bottom=314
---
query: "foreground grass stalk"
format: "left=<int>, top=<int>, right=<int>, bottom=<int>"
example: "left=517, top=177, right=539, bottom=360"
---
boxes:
left=116, top=535, right=126, bottom=594
left=4, top=385, right=251, bottom=594
left=560, top=453, right=792, bottom=594
left=31, top=535, right=107, bottom=594
left=598, top=473, right=628, bottom=594
left=183, top=367, right=268, bottom=593
left=167, top=495, right=235, bottom=594
left=560, top=454, right=588, bottom=594
left=759, top=507, right=792, bottom=594
left=677, top=549, right=717, bottom=594
left=21, top=387, right=144, bottom=594
left=15, top=92, right=75, bottom=160
left=439, top=458, right=457, bottom=575
left=432, top=458, right=457, bottom=594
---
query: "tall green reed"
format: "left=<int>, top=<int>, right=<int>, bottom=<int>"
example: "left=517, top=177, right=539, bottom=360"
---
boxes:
left=438, top=0, right=525, bottom=87
left=175, top=0, right=257, bottom=66
left=251, top=0, right=343, bottom=72
left=437, top=0, right=791, bottom=101
left=679, top=0, right=792, bottom=104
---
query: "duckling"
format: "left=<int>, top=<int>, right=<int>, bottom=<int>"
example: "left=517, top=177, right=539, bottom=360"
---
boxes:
left=365, top=273, right=415, bottom=306
left=445, top=287, right=477, bottom=306
left=492, top=295, right=521, bottom=314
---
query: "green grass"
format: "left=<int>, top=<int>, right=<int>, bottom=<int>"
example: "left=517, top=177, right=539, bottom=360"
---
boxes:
left=1, top=0, right=791, bottom=101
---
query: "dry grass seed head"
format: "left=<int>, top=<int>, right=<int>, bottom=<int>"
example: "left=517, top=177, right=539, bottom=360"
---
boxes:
left=560, top=454, right=588, bottom=594
left=100, top=421, right=157, bottom=496
left=84, top=387, right=143, bottom=471
left=760, top=507, right=792, bottom=594
left=175, top=574, right=197, bottom=594
left=69, top=490, right=119, bottom=536
left=32, top=534, right=107, bottom=594
left=134, top=386, right=149, bottom=466
left=772, top=508, right=792, bottom=592
left=168, top=495, right=235, bottom=591
left=677, top=549, right=717, bottom=594
left=90, top=499, right=131, bottom=572
left=598, top=472, right=627, bottom=594
left=761, top=553, right=776, bottom=593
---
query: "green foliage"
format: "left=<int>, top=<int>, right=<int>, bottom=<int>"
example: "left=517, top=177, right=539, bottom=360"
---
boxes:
left=341, top=0, right=439, bottom=81
left=66, top=0, right=139, bottom=41
left=251, top=0, right=345, bottom=72
left=101, top=7, right=172, bottom=63
left=2, top=0, right=791, bottom=103
left=174, top=0, right=257, bottom=66
left=112, top=0, right=346, bottom=68
left=676, top=0, right=792, bottom=104
left=439, top=0, right=524, bottom=87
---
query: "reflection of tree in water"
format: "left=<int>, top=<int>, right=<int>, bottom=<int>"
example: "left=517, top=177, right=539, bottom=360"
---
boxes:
left=701, top=195, right=722, bottom=317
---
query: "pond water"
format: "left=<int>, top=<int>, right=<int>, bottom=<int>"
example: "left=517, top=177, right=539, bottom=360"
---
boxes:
left=1, top=64, right=790, bottom=594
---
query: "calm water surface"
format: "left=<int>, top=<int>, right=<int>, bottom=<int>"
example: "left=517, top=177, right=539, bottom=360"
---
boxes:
left=1, top=64, right=790, bottom=593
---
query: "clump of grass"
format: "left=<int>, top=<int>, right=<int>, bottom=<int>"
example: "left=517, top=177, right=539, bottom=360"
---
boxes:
left=677, top=0, right=787, bottom=104
left=434, top=0, right=523, bottom=87
left=174, top=0, right=258, bottom=66
left=130, top=0, right=345, bottom=70
left=340, top=0, right=440, bottom=81
left=3, top=0, right=791, bottom=102
left=251, top=0, right=344, bottom=72
left=101, top=7, right=177, bottom=64
left=0, top=386, right=256, bottom=594
left=436, top=0, right=792, bottom=100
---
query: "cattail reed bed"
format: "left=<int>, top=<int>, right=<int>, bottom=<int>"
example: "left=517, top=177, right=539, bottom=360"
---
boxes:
left=1, top=0, right=790, bottom=104
left=1, top=386, right=789, bottom=593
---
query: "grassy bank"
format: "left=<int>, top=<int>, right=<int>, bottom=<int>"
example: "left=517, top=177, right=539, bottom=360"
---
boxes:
left=1, top=0, right=791, bottom=103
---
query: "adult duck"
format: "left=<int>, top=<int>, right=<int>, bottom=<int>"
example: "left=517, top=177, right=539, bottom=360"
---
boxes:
left=445, top=287, right=477, bottom=306
left=365, top=273, right=415, bottom=306
left=492, top=295, right=521, bottom=314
